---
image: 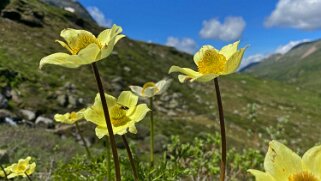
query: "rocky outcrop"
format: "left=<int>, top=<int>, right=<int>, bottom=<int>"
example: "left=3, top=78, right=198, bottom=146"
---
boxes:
left=1, top=0, right=44, bottom=27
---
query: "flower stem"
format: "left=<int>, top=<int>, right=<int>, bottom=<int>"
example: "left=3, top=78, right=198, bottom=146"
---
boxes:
left=105, top=136, right=111, bottom=181
left=214, top=78, right=227, bottom=181
left=75, top=122, right=92, bottom=160
left=91, top=62, right=121, bottom=181
left=0, top=165, right=8, bottom=180
left=122, top=135, right=138, bottom=181
left=149, top=97, right=154, bottom=169
left=25, top=172, right=33, bottom=181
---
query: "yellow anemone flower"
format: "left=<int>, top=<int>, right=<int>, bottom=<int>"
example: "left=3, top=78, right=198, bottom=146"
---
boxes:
left=248, top=140, right=321, bottom=181
left=39, top=24, right=125, bottom=69
left=7, top=157, right=36, bottom=179
left=129, top=79, right=172, bottom=98
left=84, top=91, right=150, bottom=138
left=54, top=109, right=85, bottom=124
left=168, top=40, right=246, bottom=83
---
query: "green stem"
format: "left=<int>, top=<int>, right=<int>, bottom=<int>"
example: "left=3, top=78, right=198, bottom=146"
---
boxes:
left=91, top=62, right=121, bottom=181
left=214, top=78, right=227, bottom=181
left=0, top=165, right=8, bottom=180
left=75, top=122, right=92, bottom=159
left=149, top=97, right=154, bottom=169
left=122, top=135, right=138, bottom=181
left=105, top=136, right=111, bottom=181
left=25, top=172, right=33, bottom=181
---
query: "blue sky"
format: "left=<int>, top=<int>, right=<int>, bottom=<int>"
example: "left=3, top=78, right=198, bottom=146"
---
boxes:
left=79, top=0, right=321, bottom=67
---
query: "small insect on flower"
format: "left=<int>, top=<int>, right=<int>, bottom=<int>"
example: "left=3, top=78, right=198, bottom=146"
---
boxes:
left=84, top=91, right=150, bottom=138
left=39, top=24, right=125, bottom=69
left=248, top=140, right=321, bottom=181
left=169, top=40, right=247, bottom=83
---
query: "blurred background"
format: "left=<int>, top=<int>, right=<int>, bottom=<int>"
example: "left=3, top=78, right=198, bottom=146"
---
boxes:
left=0, top=0, right=320, bottom=180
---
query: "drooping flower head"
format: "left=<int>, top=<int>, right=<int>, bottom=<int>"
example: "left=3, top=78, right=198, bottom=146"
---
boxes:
left=54, top=109, right=85, bottom=124
left=169, top=40, right=246, bottom=83
left=39, top=24, right=125, bottom=69
left=6, top=157, right=36, bottom=179
left=84, top=91, right=150, bottom=138
left=248, top=140, right=321, bottom=181
left=129, top=79, right=172, bottom=98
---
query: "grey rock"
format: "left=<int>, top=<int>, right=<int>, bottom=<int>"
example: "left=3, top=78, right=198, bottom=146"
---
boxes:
left=0, top=94, right=8, bottom=109
left=57, top=94, right=68, bottom=107
left=4, top=117, right=17, bottom=127
left=35, top=116, right=54, bottom=129
left=19, top=109, right=36, bottom=121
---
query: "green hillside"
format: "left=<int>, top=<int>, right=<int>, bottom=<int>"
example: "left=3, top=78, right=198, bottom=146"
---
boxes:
left=1, top=0, right=321, bottom=179
left=245, top=39, right=321, bottom=92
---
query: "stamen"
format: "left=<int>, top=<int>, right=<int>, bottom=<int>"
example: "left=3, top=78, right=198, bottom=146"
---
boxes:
left=141, top=82, right=159, bottom=95
left=288, top=171, right=319, bottom=181
left=197, top=49, right=227, bottom=74
left=110, top=104, right=130, bottom=127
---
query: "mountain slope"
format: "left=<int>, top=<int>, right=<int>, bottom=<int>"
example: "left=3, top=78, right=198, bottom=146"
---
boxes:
left=0, top=0, right=320, bottom=152
left=245, top=39, right=321, bottom=92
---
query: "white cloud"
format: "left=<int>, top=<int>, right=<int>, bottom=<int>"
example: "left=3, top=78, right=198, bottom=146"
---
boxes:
left=87, top=6, right=112, bottom=27
left=241, top=54, right=268, bottom=69
left=265, top=0, right=321, bottom=30
left=275, top=39, right=310, bottom=54
left=166, top=37, right=197, bottom=54
left=199, top=17, right=246, bottom=41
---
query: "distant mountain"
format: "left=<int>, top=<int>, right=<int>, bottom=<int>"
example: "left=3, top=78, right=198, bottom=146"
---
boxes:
left=41, top=0, right=93, bottom=21
left=244, top=39, right=321, bottom=92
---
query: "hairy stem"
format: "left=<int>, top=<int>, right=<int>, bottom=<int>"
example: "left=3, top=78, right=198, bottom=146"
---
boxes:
left=75, top=122, right=92, bottom=159
left=25, top=172, right=33, bottom=181
left=150, top=97, right=154, bottom=169
left=214, top=78, right=227, bottom=181
left=0, top=165, right=8, bottom=180
left=105, top=136, right=111, bottom=181
left=122, top=135, right=138, bottom=181
left=91, top=62, right=121, bottom=181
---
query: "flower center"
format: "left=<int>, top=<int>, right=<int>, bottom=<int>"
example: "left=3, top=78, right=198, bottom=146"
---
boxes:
left=141, top=82, right=159, bottom=95
left=16, top=164, right=27, bottom=173
left=110, top=104, right=130, bottom=127
left=197, top=49, right=227, bottom=74
left=70, top=33, right=101, bottom=55
left=288, top=171, right=319, bottom=181
left=69, top=112, right=78, bottom=121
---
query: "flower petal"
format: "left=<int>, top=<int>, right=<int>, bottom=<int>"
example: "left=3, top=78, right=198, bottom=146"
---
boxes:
left=129, top=104, right=150, bottom=123
left=302, top=145, right=321, bottom=178
left=56, top=40, right=73, bottom=53
left=169, top=66, right=203, bottom=83
left=223, top=47, right=247, bottom=75
left=117, top=91, right=138, bottom=115
left=26, top=162, right=36, bottom=176
left=156, top=79, right=172, bottom=95
left=39, top=53, right=84, bottom=69
left=129, top=125, right=137, bottom=134
left=97, top=24, right=125, bottom=46
left=95, top=126, right=109, bottom=139
left=248, top=169, right=276, bottom=181
left=264, top=140, right=303, bottom=180
left=191, top=74, right=218, bottom=82
left=129, top=86, right=144, bottom=97
left=84, top=93, right=117, bottom=127
left=219, top=40, right=240, bottom=60
left=77, top=43, right=101, bottom=63
left=194, top=45, right=217, bottom=66
left=60, top=28, right=96, bottom=51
